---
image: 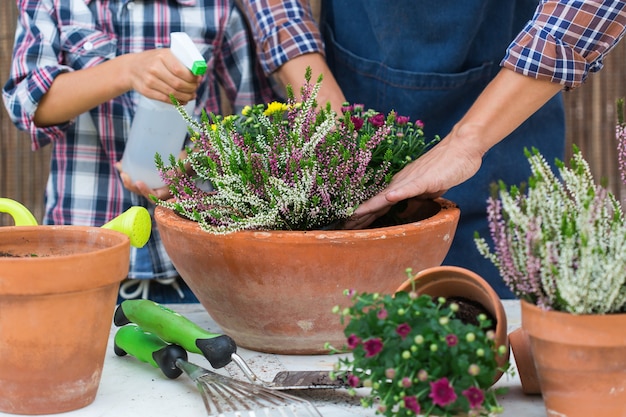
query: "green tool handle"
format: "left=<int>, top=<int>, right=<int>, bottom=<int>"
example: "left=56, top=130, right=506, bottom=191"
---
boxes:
left=114, top=299, right=237, bottom=368
left=114, top=325, right=188, bottom=379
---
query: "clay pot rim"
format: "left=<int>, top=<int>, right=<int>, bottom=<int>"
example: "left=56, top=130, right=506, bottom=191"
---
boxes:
left=0, top=226, right=130, bottom=295
left=0, top=225, right=129, bottom=260
left=155, top=197, right=460, bottom=240
left=521, top=299, right=626, bottom=345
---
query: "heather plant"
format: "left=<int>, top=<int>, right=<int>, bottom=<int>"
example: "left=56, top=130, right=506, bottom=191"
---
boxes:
left=154, top=68, right=437, bottom=233
left=328, top=270, right=508, bottom=417
left=474, top=146, right=626, bottom=314
left=617, top=98, right=626, bottom=183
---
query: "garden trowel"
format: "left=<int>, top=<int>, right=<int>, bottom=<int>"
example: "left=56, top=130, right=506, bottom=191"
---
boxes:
left=114, top=299, right=351, bottom=390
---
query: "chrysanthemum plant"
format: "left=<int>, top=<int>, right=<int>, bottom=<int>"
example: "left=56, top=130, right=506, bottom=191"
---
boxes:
left=153, top=68, right=438, bottom=233
left=474, top=143, right=626, bottom=314
left=328, top=269, right=509, bottom=417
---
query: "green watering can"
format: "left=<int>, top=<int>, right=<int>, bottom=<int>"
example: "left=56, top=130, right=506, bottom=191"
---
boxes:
left=0, top=197, right=151, bottom=248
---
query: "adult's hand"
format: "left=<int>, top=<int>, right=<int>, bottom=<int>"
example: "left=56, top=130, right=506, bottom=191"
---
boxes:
left=347, top=129, right=485, bottom=229
left=347, top=68, right=563, bottom=230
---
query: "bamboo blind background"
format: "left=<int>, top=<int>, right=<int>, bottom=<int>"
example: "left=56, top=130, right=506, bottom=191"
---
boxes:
left=1, top=2, right=625, bottom=226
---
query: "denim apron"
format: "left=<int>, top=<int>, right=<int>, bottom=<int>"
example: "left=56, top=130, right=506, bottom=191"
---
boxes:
left=321, top=0, right=565, bottom=297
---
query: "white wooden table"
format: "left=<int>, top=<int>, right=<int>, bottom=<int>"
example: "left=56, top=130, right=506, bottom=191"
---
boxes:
left=0, top=301, right=546, bottom=417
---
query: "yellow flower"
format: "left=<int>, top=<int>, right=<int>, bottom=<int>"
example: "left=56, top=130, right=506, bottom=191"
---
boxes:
left=264, top=101, right=288, bottom=116
left=241, top=105, right=252, bottom=116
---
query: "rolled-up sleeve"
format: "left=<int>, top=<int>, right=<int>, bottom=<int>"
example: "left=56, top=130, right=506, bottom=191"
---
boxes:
left=238, top=0, right=325, bottom=75
left=2, top=1, right=74, bottom=150
left=502, top=0, right=626, bottom=89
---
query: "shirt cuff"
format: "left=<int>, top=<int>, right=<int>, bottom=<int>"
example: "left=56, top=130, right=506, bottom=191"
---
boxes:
left=501, top=25, right=592, bottom=90
left=258, top=19, right=325, bottom=75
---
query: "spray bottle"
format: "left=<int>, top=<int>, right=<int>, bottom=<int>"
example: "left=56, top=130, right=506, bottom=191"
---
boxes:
left=121, top=32, right=207, bottom=189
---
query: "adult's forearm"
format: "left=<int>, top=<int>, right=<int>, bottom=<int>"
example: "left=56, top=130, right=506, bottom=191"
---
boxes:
left=451, top=67, right=564, bottom=156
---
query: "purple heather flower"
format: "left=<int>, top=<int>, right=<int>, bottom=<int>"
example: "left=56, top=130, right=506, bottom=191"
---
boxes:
left=369, top=113, right=385, bottom=128
left=347, top=374, right=360, bottom=388
left=462, top=386, right=485, bottom=409
left=377, top=308, right=388, bottom=320
left=396, top=323, right=412, bottom=339
left=445, top=334, right=459, bottom=347
left=363, top=338, right=383, bottom=357
left=429, top=377, right=457, bottom=407
left=403, top=396, right=421, bottom=414
left=347, top=334, right=361, bottom=349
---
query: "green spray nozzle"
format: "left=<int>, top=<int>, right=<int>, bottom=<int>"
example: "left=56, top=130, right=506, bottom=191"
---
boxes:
left=170, top=32, right=207, bottom=76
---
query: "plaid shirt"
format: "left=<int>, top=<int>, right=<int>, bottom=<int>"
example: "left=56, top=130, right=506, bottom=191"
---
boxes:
left=3, top=0, right=275, bottom=279
left=241, top=0, right=626, bottom=89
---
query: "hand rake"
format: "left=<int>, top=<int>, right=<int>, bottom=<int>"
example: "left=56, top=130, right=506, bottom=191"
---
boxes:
left=114, top=325, right=322, bottom=417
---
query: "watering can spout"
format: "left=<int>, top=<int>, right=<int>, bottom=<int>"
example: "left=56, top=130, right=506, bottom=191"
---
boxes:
left=0, top=198, right=151, bottom=248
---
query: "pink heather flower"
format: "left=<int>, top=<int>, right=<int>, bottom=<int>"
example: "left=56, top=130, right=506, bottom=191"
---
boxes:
left=429, top=377, right=458, bottom=407
left=363, top=338, right=383, bottom=357
left=369, top=113, right=385, bottom=128
left=347, top=334, right=361, bottom=349
left=462, top=386, right=485, bottom=409
left=396, top=115, right=410, bottom=125
left=385, top=368, right=396, bottom=379
left=445, top=334, right=459, bottom=347
left=403, top=396, right=421, bottom=414
left=396, top=323, right=412, bottom=339
left=351, top=116, right=364, bottom=131
left=347, top=374, right=360, bottom=388
left=377, top=308, right=388, bottom=320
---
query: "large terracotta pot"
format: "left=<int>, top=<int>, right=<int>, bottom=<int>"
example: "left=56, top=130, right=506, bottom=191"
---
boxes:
left=395, top=266, right=510, bottom=385
left=521, top=300, right=626, bottom=417
left=0, top=226, right=129, bottom=415
left=155, top=197, right=460, bottom=354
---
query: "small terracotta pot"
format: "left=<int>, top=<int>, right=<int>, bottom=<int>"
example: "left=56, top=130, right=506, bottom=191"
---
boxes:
left=155, top=197, right=460, bottom=354
left=0, top=226, right=129, bottom=415
left=521, top=300, right=626, bottom=417
left=395, top=266, right=510, bottom=385
left=508, top=327, right=541, bottom=395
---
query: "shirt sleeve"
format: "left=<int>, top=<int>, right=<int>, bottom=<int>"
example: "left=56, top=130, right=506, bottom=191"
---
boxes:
left=502, top=0, right=626, bottom=89
left=215, top=3, right=277, bottom=113
left=237, top=0, right=325, bottom=75
left=2, top=0, right=74, bottom=150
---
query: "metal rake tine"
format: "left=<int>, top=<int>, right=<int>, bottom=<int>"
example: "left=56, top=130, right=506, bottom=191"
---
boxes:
left=176, top=358, right=322, bottom=417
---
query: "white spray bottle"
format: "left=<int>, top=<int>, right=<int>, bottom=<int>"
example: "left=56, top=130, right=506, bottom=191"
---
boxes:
left=121, top=32, right=207, bottom=188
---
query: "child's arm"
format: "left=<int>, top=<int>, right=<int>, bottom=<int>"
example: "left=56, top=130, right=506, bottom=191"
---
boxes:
left=34, top=49, right=201, bottom=127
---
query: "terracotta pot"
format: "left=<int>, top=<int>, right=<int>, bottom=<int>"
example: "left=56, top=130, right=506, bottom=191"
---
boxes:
left=155, top=197, right=460, bottom=354
left=521, top=300, right=626, bottom=417
left=508, top=327, right=541, bottom=395
left=395, top=266, right=510, bottom=385
left=0, top=226, right=129, bottom=415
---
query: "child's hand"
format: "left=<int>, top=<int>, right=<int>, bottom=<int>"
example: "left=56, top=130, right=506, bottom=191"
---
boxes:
left=128, top=48, right=202, bottom=105
left=115, top=161, right=172, bottom=202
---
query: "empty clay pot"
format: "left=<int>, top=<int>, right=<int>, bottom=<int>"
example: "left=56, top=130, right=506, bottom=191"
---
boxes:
left=0, top=226, right=129, bottom=415
left=155, top=197, right=460, bottom=354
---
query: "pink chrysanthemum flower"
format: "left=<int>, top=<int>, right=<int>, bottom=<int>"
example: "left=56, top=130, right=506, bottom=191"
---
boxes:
left=429, top=377, right=457, bottom=407
left=363, top=338, right=383, bottom=357
left=462, top=386, right=485, bottom=409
